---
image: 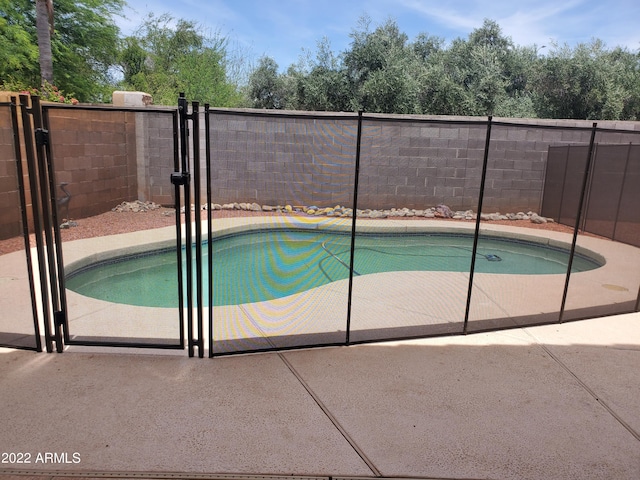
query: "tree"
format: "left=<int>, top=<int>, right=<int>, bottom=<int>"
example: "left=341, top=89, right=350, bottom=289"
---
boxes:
left=247, top=56, right=287, bottom=108
left=294, top=64, right=350, bottom=111
left=411, top=19, right=540, bottom=117
left=35, top=0, right=54, bottom=84
left=240, top=15, right=640, bottom=120
left=533, top=40, right=614, bottom=119
left=0, top=0, right=124, bottom=102
left=439, top=19, right=514, bottom=116
left=606, top=47, right=640, bottom=120
left=119, top=13, right=243, bottom=106
left=412, top=33, right=444, bottom=62
left=118, top=36, right=146, bottom=86
left=415, top=60, right=471, bottom=115
left=343, top=17, right=419, bottom=112
left=0, top=0, right=40, bottom=85
left=533, top=41, right=640, bottom=120
left=286, top=37, right=351, bottom=112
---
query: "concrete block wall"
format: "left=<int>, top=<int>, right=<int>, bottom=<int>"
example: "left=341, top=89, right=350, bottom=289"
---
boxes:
left=201, top=112, right=640, bottom=213
left=359, top=120, right=489, bottom=210
left=0, top=105, right=23, bottom=240
left=2, top=104, right=640, bottom=243
left=204, top=112, right=357, bottom=207
left=48, top=109, right=138, bottom=220
left=0, top=105, right=177, bottom=242
left=136, top=111, right=176, bottom=206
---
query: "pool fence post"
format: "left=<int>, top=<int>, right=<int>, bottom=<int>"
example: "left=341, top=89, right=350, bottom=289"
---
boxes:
left=345, top=110, right=363, bottom=345
left=177, top=94, right=195, bottom=357
left=463, top=116, right=493, bottom=335
left=559, top=122, right=598, bottom=323
left=204, top=104, right=215, bottom=357
left=170, top=108, right=186, bottom=350
left=191, top=101, right=204, bottom=358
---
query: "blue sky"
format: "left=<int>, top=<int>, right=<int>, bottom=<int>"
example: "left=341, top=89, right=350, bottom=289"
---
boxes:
left=118, top=0, right=640, bottom=71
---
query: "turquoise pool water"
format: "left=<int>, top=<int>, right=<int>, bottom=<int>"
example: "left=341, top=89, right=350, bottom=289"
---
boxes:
left=65, top=229, right=602, bottom=308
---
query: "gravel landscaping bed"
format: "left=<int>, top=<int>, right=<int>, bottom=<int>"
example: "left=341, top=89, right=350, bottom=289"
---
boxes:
left=0, top=203, right=586, bottom=256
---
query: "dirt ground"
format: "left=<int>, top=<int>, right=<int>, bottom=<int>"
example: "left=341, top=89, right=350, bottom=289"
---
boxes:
left=0, top=206, right=587, bottom=256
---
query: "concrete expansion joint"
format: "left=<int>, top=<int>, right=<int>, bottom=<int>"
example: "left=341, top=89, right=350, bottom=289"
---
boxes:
left=0, top=473, right=473, bottom=480
left=0, top=472, right=327, bottom=480
left=277, top=353, right=382, bottom=477
left=523, top=329, right=640, bottom=443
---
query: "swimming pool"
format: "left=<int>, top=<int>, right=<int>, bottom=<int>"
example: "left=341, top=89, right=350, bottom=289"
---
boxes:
left=65, top=228, right=603, bottom=308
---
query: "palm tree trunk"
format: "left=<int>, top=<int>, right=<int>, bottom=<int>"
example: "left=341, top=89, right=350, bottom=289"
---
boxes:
left=36, top=0, right=54, bottom=85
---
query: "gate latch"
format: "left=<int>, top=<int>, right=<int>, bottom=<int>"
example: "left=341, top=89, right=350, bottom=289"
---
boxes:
left=170, top=171, right=190, bottom=186
left=35, top=128, right=49, bottom=147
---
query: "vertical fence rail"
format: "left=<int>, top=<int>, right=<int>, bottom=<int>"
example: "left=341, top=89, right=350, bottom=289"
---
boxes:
left=177, top=94, right=195, bottom=356
left=345, top=111, right=363, bottom=344
left=559, top=123, right=598, bottom=322
left=204, top=104, right=215, bottom=358
left=172, top=110, right=186, bottom=350
left=191, top=102, right=204, bottom=358
left=8, top=98, right=42, bottom=351
left=463, top=117, right=492, bottom=334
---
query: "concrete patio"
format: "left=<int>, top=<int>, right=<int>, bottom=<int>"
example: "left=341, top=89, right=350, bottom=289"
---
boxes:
left=0, top=312, right=639, bottom=480
left=1, top=219, right=639, bottom=479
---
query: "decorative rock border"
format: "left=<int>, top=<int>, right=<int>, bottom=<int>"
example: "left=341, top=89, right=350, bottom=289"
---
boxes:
left=190, top=202, right=555, bottom=224
left=112, top=200, right=163, bottom=213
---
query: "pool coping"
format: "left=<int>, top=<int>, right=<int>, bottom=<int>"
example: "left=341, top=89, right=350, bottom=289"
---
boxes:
left=63, top=216, right=608, bottom=274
